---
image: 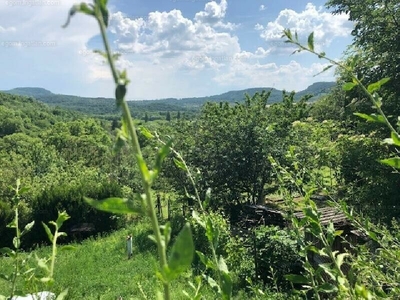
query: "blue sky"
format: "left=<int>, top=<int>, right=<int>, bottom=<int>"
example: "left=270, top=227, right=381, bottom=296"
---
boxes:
left=0, top=0, right=353, bottom=99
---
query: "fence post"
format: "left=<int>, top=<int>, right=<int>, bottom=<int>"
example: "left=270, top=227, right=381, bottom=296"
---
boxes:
left=167, top=197, right=171, bottom=221
left=156, top=194, right=161, bottom=217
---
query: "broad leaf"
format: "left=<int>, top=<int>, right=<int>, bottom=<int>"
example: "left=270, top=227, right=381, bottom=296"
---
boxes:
left=60, top=245, right=76, bottom=251
left=173, top=157, right=188, bottom=171
left=220, top=271, right=233, bottom=299
left=284, top=274, right=309, bottom=284
left=153, top=140, right=172, bottom=180
left=84, top=197, right=143, bottom=214
left=307, top=32, right=314, bottom=51
left=353, top=113, right=385, bottom=124
left=42, top=222, right=54, bottom=242
left=165, top=223, right=194, bottom=282
left=367, top=77, right=390, bottom=93
left=318, top=282, right=338, bottom=293
left=21, top=221, right=35, bottom=237
left=56, top=211, right=70, bottom=229
left=139, top=127, right=154, bottom=139
left=343, top=82, right=357, bottom=91
left=380, top=157, right=400, bottom=169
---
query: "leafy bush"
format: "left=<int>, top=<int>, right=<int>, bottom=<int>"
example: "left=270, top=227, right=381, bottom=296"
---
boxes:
left=225, top=235, right=255, bottom=291
left=26, top=180, right=125, bottom=248
left=254, top=226, right=303, bottom=290
left=190, top=211, right=230, bottom=262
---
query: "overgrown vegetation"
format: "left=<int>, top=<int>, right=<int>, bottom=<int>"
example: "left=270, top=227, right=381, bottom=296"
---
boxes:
left=1, top=0, right=400, bottom=299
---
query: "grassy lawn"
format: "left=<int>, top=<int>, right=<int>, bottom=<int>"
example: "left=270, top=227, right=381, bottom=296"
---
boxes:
left=0, top=219, right=216, bottom=300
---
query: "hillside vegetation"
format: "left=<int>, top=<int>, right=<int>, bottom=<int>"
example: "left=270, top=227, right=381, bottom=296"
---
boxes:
left=3, top=81, right=335, bottom=120
left=2, top=0, right=400, bottom=299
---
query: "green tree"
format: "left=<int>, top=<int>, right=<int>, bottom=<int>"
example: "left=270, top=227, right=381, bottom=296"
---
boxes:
left=326, top=0, right=400, bottom=118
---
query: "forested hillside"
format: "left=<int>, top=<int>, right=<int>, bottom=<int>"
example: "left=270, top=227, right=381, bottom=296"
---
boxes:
left=3, top=81, right=335, bottom=120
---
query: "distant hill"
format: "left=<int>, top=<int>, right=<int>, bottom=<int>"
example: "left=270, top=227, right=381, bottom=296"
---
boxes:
left=3, top=82, right=336, bottom=117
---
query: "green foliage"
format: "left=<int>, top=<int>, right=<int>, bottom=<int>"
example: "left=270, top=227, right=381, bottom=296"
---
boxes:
left=0, top=181, right=69, bottom=299
left=28, top=181, right=125, bottom=247
left=326, top=0, right=400, bottom=118
left=254, top=226, right=303, bottom=290
left=190, top=211, right=230, bottom=263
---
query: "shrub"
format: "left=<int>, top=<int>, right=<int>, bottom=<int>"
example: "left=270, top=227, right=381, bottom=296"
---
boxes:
left=26, top=180, right=125, bottom=248
left=254, top=226, right=303, bottom=291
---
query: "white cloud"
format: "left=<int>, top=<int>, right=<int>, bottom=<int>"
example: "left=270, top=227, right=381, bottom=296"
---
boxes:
left=213, top=59, right=335, bottom=92
left=259, top=5, right=266, bottom=11
left=194, top=0, right=227, bottom=24
left=256, top=3, right=352, bottom=51
left=0, top=0, right=343, bottom=100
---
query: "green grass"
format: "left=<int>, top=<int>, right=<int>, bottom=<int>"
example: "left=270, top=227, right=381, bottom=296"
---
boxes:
left=0, top=219, right=217, bottom=300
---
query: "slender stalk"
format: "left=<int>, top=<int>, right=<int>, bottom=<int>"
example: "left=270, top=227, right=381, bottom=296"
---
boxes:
left=288, top=39, right=398, bottom=135
left=10, top=207, right=19, bottom=298
left=49, top=227, right=58, bottom=279
left=95, top=8, right=170, bottom=300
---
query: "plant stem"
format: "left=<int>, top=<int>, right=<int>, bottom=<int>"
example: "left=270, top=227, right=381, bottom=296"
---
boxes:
left=10, top=207, right=19, bottom=298
left=95, top=8, right=170, bottom=300
left=290, top=40, right=398, bottom=136
left=49, top=227, right=58, bottom=279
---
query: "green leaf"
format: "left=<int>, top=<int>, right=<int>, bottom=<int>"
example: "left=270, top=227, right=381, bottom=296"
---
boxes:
left=307, top=32, right=314, bottom=51
left=192, top=211, right=205, bottom=228
left=318, top=282, right=338, bottom=293
left=220, top=271, right=233, bottom=299
left=380, top=157, right=400, bottom=169
left=136, top=155, right=151, bottom=183
left=204, top=188, right=212, bottom=210
left=283, top=29, right=292, bottom=40
left=284, top=274, right=309, bottom=284
left=0, top=247, right=15, bottom=257
left=56, top=211, right=70, bottom=229
left=318, top=264, right=336, bottom=281
left=313, top=64, right=332, bottom=77
left=19, top=186, right=30, bottom=195
left=334, top=230, right=343, bottom=236
left=36, top=255, right=50, bottom=272
left=218, top=256, right=229, bottom=273
left=161, top=222, right=172, bottom=247
left=13, top=237, right=20, bottom=249
left=84, top=197, right=143, bottom=215
left=56, top=288, right=69, bottom=300
left=206, top=217, right=219, bottom=249
left=0, top=273, right=9, bottom=281
left=353, top=113, right=385, bottom=124
left=391, top=132, right=400, bottom=146
left=56, top=232, right=67, bottom=239
left=139, top=127, right=154, bottom=139
left=62, top=3, right=95, bottom=28
left=152, top=140, right=172, bottom=181
left=205, top=275, right=220, bottom=292
left=20, top=221, right=35, bottom=237
left=196, top=251, right=214, bottom=269
left=336, top=253, right=349, bottom=268
left=61, top=243, right=74, bottom=255
left=343, top=82, right=357, bottom=91
left=173, top=157, right=188, bottom=171
left=166, top=223, right=194, bottom=282
left=367, top=77, right=390, bottom=93
left=42, top=222, right=54, bottom=242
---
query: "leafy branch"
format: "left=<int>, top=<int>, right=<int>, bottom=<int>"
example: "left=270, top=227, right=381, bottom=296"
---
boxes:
left=282, top=29, right=400, bottom=169
left=62, top=1, right=194, bottom=299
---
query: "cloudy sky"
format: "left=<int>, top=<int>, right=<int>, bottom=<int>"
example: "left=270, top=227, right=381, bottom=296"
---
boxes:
left=0, top=0, right=353, bottom=100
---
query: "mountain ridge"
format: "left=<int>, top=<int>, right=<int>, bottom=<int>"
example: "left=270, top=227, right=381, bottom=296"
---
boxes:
left=2, top=81, right=336, bottom=117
